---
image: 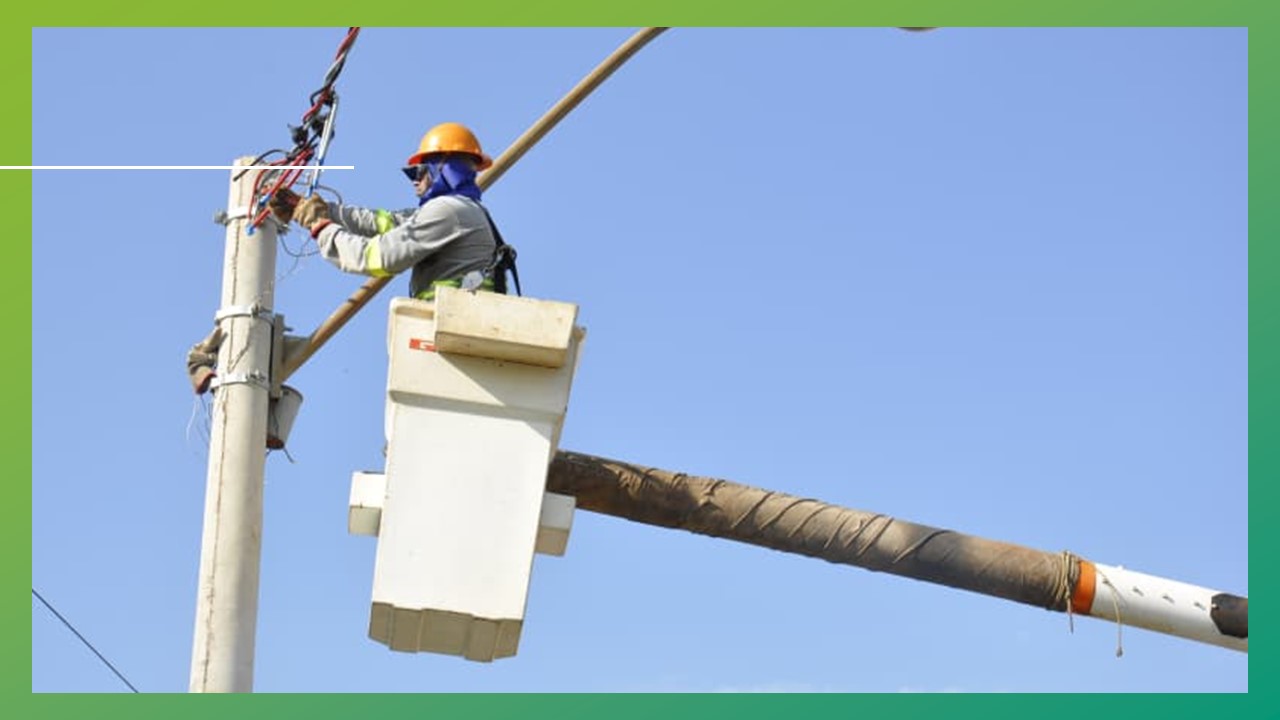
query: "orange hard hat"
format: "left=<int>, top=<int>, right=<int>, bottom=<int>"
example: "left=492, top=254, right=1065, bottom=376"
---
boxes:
left=406, top=122, right=493, bottom=170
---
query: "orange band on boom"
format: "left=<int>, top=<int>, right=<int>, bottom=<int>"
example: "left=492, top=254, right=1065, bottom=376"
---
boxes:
left=1070, top=559, right=1097, bottom=615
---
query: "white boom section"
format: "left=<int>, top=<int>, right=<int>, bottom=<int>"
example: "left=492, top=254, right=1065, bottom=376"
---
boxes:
left=1088, top=563, right=1247, bottom=653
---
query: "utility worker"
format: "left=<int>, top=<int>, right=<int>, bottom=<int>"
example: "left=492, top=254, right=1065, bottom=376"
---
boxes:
left=270, top=122, right=506, bottom=301
left=271, top=122, right=513, bottom=456
left=186, top=122, right=510, bottom=395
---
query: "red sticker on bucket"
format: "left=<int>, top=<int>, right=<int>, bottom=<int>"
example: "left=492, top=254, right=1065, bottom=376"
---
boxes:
left=408, top=338, right=436, bottom=352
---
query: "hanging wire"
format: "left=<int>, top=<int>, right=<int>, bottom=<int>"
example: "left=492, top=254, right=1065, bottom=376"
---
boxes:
left=274, top=182, right=346, bottom=287
left=275, top=242, right=314, bottom=289
left=314, top=183, right=344, bottom=206
left=185, top=393, right=206, bottom=448
left=277, top=184, right=343, bottom=261
left=279, top=232, right=320, bottom=260
left=1096, top=571, right=1127, bottom=658
left=32, top=588, right=140, bottom=693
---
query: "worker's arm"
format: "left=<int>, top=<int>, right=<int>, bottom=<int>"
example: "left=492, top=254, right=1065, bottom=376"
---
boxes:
left=311, top=198, right=473, bottom=278
left=270, top=188, right=412, bottom=237
left=330, top=203, right=416, bottom=237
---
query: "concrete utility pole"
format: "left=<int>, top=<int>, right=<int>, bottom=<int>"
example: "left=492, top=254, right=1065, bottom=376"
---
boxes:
left=189, top=159, right=278, bottom=692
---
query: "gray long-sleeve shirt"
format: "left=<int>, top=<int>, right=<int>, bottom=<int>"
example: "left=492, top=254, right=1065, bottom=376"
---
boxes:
left=314, top=194, right=497, bottom=299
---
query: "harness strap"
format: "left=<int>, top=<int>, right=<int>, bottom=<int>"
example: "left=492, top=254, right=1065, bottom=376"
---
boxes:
left=479, top=207, right=522, bottom=297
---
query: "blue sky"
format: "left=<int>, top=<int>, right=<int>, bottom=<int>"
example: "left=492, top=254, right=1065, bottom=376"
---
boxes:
left=31, top=27, right=1246, bottom=692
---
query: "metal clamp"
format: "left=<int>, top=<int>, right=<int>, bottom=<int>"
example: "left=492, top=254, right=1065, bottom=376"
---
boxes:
left=213, top=206, right=253, bottom=226
left=215, top=304, right=276, bottom=325
left=209, top=370, right=271, bottom=392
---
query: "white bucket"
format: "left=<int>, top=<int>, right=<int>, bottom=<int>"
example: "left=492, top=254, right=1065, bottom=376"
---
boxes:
left=267, top=385, right=304, bottom=450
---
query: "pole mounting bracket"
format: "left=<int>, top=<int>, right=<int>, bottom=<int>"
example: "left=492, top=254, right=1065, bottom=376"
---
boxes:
left=215, top=304, right=276, bottom=325
left=209, top=370, right=270, bottom=392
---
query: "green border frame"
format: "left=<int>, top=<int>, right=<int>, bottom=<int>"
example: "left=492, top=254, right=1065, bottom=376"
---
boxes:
left=15, top=0, right=1269, bottom=714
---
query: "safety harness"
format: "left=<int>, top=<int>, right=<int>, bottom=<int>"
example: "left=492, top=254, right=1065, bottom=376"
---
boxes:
left=481, top=207, right=521, bottom=297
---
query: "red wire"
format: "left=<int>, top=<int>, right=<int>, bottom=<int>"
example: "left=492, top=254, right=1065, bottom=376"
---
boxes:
left=249, top=28, right=360, bottom=229
left=248, top=150, right=311, bottom=227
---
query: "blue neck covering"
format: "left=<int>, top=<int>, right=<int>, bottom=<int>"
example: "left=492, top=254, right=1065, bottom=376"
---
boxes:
left=419, top=157, right=483, bottom=205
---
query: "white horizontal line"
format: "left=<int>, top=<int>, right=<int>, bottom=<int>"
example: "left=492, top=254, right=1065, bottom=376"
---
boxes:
left=0, top=165, right=356, bottom=170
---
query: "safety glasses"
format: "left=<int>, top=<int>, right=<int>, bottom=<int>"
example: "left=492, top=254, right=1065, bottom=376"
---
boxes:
left=402, top=164, right=433, bottom=183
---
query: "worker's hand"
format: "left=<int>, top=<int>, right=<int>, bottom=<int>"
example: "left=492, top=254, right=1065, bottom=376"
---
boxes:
left=294, top=194, right=332, bottom=230
left=268, top=187, right=301, bottom=224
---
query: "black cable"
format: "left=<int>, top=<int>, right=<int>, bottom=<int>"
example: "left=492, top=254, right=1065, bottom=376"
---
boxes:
left=32, top=588, right=140, bottom=693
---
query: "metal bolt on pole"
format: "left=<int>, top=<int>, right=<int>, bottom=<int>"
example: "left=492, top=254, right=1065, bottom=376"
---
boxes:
left=189, top=158, right=278, bottom=692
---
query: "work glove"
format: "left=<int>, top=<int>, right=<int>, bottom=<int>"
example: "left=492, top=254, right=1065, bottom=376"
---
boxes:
left=186, top=325, right=225, bottom=395
left=294, top=194, right=332, bottom=230
left=268, top=187, right=301, bottom=224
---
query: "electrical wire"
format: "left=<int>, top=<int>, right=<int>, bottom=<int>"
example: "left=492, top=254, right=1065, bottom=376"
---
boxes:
left=247, top=28, right=361, bottom=231
left=277, top=184, right=344, bottom=267
left=32, top=588, right=140, bottom=693
left=313, top=183, right=344, bottom=205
